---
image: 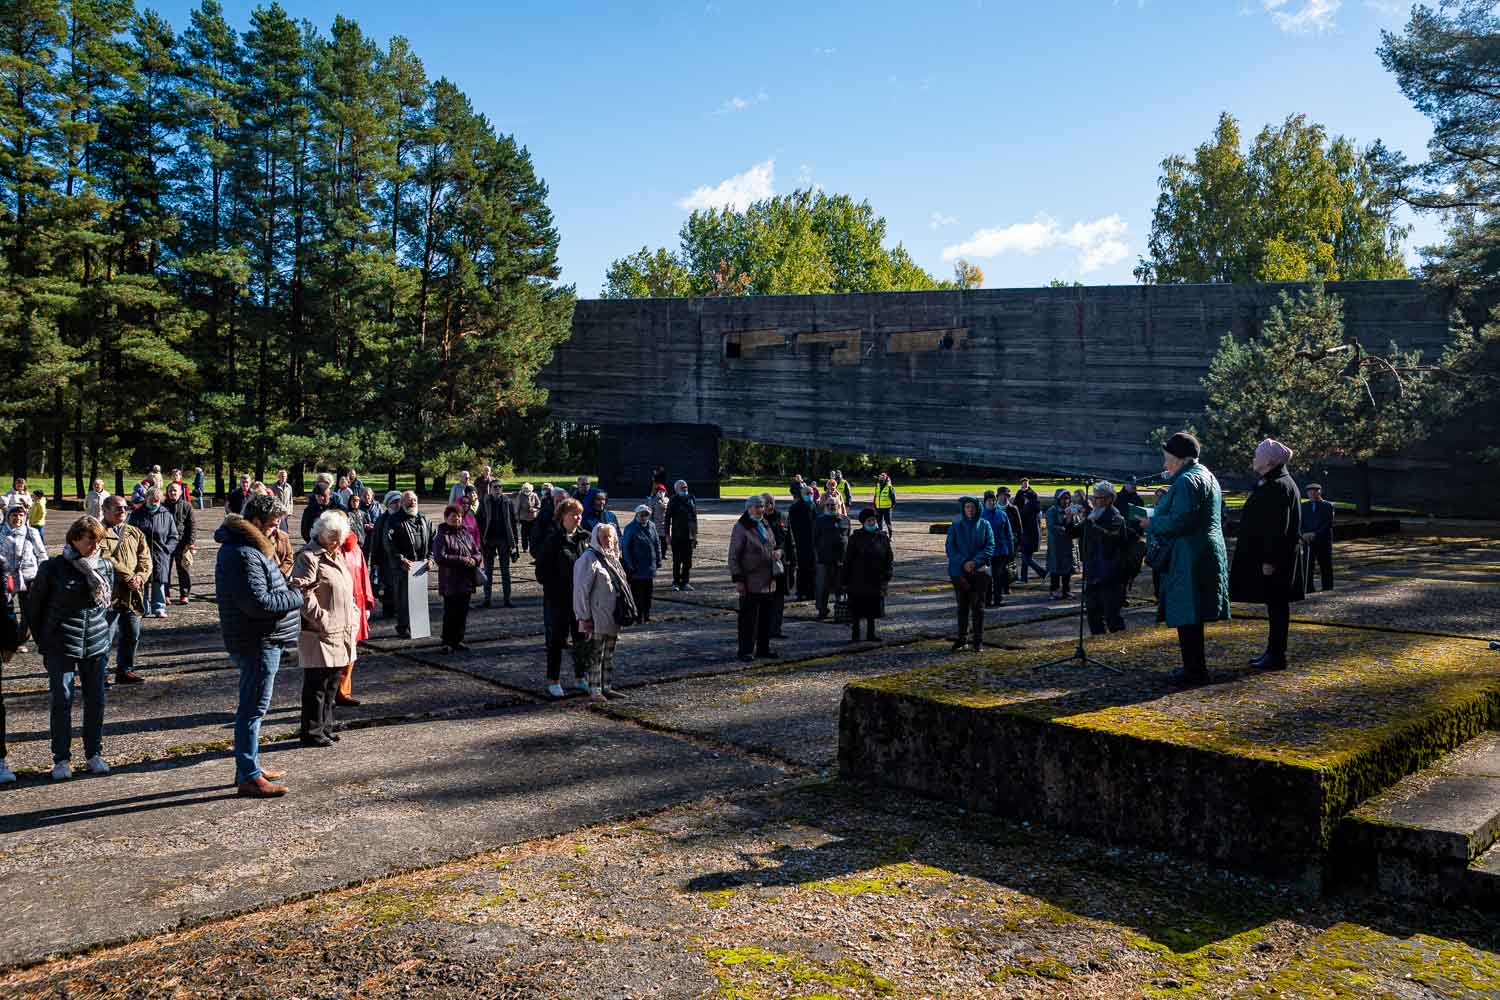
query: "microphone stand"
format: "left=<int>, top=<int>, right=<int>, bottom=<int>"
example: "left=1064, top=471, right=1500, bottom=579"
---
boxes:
left=1034, top=502, right=1122, bottom=674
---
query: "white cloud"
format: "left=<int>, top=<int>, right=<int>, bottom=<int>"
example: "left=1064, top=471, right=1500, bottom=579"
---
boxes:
left=812, top=46, right=837, bottom=56
left=714, top=90, right=768, bottom=115
left=929, top=211, right=959, bottom=230
left=941, top=214, right=1130, bottom=274
left=1262, top=0, right=1340, bottom=33
left=678, top=160, right=775, bottom=212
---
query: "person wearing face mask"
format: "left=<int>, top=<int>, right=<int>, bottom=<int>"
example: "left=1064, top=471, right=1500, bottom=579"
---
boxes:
left=1135, top=432, right=1230, bottom=685
left=665, top=480, right=698, bottom=591
left=620, top=505, right=662, bottom=624
left=128, top=486, right=181, bottom=619
left=946, top=496, right=995, bottom=652
left=729, top=496, right=779, bottom=663
left=382, top=492, right=434, bottom=640
left=760, top=493, right=796, bottom=639
left=26, top=516, right=117, bottom=781
left=788, top=487, right=817, bottom=601
left=840, top=508, right=894, bottom=643
left=1229, top=438, right=1305, bottom=671
left=811, top=495, right=850, bottom=620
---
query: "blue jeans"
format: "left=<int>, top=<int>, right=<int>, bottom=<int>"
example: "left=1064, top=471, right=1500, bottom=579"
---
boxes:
left=109, top=609, right=141, bottom=676
left=47, top=654, right=107, bottom=762
left=147, top=581, right=167, bottom=615
left=230, top=644, right=282, bottom=783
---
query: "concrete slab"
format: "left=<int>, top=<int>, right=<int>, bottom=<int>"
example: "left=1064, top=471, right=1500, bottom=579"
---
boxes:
left=0, top=653, right=522, bottom=775
left=1345, top=773, right=1500, bottom=862
left=0, top=704, right=784, bottom=968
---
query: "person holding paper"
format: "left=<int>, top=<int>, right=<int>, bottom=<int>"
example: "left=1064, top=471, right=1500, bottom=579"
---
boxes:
left=382, top=492, right=433, bottom=639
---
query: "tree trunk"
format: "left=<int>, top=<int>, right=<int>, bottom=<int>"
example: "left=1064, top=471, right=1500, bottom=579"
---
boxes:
left=114, top=469, right=125, bottom=497
left=51, top=390, right=64, bottom=502
left=387, top=469, right=396, bottom=494
left=1355, top=460, right=1373, bottom=515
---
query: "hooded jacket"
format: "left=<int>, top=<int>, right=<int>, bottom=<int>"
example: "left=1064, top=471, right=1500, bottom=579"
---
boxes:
left=128, top=503, right=180, bottom=585
left=215, top=514, right=303, bottom=650
left=580, top=488, right=620, bottom=533
left=979, top=502, right=1015, bottom=558
left=945, top=497, right=995, bottom=579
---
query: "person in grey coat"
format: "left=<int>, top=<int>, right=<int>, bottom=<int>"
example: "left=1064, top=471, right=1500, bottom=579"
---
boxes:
left=127, top=486, right=179, bottom=618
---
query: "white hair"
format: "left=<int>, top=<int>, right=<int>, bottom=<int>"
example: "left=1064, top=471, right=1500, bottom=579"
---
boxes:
left=313, top=509, right=351, bottom=546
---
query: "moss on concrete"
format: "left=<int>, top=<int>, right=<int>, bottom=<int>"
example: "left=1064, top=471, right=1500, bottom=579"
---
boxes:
left=706, top=945, right=897, bottom=998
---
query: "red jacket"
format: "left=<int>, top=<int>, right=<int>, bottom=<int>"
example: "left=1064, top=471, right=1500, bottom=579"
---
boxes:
left=340, top=532, right=373, bottom=643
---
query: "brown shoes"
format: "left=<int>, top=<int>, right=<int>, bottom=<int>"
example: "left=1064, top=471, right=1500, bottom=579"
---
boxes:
left=260, top=768, right=287, bottom=781
left=236, top=775, right=288, bottom=798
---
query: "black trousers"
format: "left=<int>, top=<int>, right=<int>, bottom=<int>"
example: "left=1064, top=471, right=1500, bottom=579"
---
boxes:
left=986, top=558, right=1010, bottom=606
left=1266, top=600, right=1290, bottom=662
left=520, top=521, right=534, bottom=552
left=954, top=577, right=986, bottom=644
left=629, top=578, right=653, bottom=622
left=876, top=508, right=893, bottom=533
left=794, top=559, right=815, bottom=600
left=1177, top=624, right=1207, bottom=675
left=545, top=599, right=583, bottom=682
left=737, top=593, right=773, bottom=656
left=300, top=666, right=339, bottom=739
left=483, top=546, right=512, bottom=604
left=1306, top=537, right=1333, bottom=591
left=1050, top=572, right=1073, bottom=595
left=671, top=539, right=693, bottom=586
left=769, top=581, right=787, bottom=636
left=1086, top=582, right=1126, bottom=634
left=441, top=592, right=471, bottom=648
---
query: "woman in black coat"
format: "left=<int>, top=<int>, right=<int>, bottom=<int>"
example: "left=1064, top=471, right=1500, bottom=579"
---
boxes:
left=1229, top=438, right=1305, bottom=670
left=840, top=508, right=894, bottom=642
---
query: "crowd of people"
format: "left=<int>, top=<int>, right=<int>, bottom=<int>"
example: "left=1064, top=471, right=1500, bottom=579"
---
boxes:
left=0, top=452, right=1338, bottom=791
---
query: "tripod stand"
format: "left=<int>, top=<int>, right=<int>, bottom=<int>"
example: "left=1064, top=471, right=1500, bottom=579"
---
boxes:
left=1034, top=505, right=1122, bottom=674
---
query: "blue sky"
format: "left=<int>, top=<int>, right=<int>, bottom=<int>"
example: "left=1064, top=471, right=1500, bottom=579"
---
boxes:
left=153, top=0, right=1441, bottom=295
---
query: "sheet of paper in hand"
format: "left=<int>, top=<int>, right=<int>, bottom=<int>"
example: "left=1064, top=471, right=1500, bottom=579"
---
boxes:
left=407, top=563, right=432, bottom=639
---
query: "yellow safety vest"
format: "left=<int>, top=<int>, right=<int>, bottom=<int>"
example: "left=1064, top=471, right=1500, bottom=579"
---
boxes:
left=875, top=482, right=894, bottom=509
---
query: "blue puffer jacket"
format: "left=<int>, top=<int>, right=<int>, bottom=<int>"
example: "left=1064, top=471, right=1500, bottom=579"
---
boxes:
left=26, top=554, right=116, bottom=661
left=945, top=497, right=995, bottom=579
left=215, top=514, right=303, bottom=652
left=980, top=503, right=1015, bottom=557
left=620, top=519, right=660, bottom=581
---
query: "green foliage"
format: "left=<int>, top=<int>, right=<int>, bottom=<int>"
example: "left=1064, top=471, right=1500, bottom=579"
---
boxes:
left=1375, top=1, right=1500, bottom=286
left=1136, top=112, right=1409, bottom=284
left=0, top=0, right=574, bottom=488
left=1197, top=285, right=1442, bottom=473
left=603, top=188, right=939, bottom=297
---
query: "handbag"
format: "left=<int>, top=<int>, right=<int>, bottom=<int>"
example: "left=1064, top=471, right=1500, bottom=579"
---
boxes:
left=599, top=557, right=638, bottom=629
left=1145, top=538, right=1171, bottom=573
left=833, top=590, right=850, bottom=624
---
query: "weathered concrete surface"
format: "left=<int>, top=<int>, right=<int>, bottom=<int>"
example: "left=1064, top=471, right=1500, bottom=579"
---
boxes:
left=839, top=622, right=1500, bottom=876
left=543, top=282, right=1475, bottom=503
left=0, top=705, right=783, bottom=968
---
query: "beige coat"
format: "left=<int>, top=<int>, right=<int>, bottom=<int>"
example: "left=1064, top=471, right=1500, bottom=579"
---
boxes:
left=103, top=523, right=152, bottom=614
left=572, top=547, right=625, bottom=637
left=290, top=543, right=357, bottom=667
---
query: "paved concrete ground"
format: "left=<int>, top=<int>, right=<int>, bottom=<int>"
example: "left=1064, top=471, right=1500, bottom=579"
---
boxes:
left=2, top=502, right=1498, bottom=996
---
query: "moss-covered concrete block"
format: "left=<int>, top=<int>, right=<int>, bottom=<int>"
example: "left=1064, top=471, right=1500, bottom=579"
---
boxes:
left=838, top=621, right=1500, bottom=879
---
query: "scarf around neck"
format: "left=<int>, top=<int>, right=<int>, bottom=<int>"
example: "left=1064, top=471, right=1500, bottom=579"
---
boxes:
left=64, top=542, right=110, bottom=605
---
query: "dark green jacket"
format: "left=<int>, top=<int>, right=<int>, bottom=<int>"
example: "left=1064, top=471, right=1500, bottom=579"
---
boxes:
left=1147, top=460, right=1231, bottom=627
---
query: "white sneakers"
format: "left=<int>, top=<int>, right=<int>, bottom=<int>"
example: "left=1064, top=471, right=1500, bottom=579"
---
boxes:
left=0, top=759, right=15, bottom=784
left=546, top=683, right=565, bottom=699
left=46, top=758, right=109, bottom=781
left=86, top=755, right=110, bottom=775
left=51, top=761, right=72, bottom=781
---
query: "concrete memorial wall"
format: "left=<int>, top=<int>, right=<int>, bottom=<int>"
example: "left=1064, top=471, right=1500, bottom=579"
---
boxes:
left=542, top=281, right=1463, bottom=501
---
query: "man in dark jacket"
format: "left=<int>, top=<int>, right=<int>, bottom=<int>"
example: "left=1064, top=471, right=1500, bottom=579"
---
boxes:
left=215, top=493, right=303, bottom=798
left=665, top=480, right=698, bottom=591
left=946, top=496, right=994, bottom=651
left=301, top=483, right=341, bottom=542
left=811, top=496, right=850, bottom=619
left=1017, top=490, right=1044, bottom=584
left=478, top=480, right=519, bottom=608
left=996, top=487, right=1024, bottom=599
left=787, top=489, right=817, bottom=600
left=1070, top=482, right=1129, bottom=634
left=1229, top=440, right=1305, bottom=671
left=1300, top=483, right=1334, bottom=592
left=534, top=496, right=589, bottom=697
left=225, top=474, right=251, bottom=515
left=383, top=491, right=434, bottom=639
left=762, top=494, right=796, bottom=639
left=163, top=481, right=196, bottom=605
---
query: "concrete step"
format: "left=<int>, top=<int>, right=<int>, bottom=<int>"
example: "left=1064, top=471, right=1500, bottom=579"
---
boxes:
left=1340, top=732, right=1500, bottom=905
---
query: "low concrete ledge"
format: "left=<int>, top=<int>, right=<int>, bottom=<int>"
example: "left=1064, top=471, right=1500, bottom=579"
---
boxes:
left=838, top=622, right=1500, bottom=881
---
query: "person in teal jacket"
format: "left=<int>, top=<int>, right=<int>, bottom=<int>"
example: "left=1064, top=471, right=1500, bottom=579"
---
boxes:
left=1137, top=432, right=1230, bottom=684
left=946, top=496, right=995, bottom=651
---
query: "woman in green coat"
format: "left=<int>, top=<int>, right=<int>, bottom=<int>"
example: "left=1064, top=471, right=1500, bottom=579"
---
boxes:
left=1136, top=432, right=1229, bottom=684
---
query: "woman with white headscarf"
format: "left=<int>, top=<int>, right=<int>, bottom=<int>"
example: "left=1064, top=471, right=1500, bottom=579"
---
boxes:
left=1229, top=437, right=1305, bottom=671
left=572, top=522, right=636, bottom=702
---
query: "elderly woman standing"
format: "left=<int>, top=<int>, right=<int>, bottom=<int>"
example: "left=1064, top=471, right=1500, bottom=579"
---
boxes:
left=290, top=510, right=357, bottom=748
left=573, top=523, right=637, bottom=702
left=337, top=522, right=374, bottom=707
left=26, top=517, right=116, bottom=779
left=516, top=483, right=541, bottom=553
left=1137, top=432, right=1230, bottom=685
left=1044, top=489, right=1079, bottom=600
left=840, top=508, right=894, bottom=643
left=128, top=486, right=179, bottom=619
left=729, top=496, right=779, bottom=663
left=432, top=503, right=482, bottom=654
left=1230, top=438, right=1305, bottom=671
